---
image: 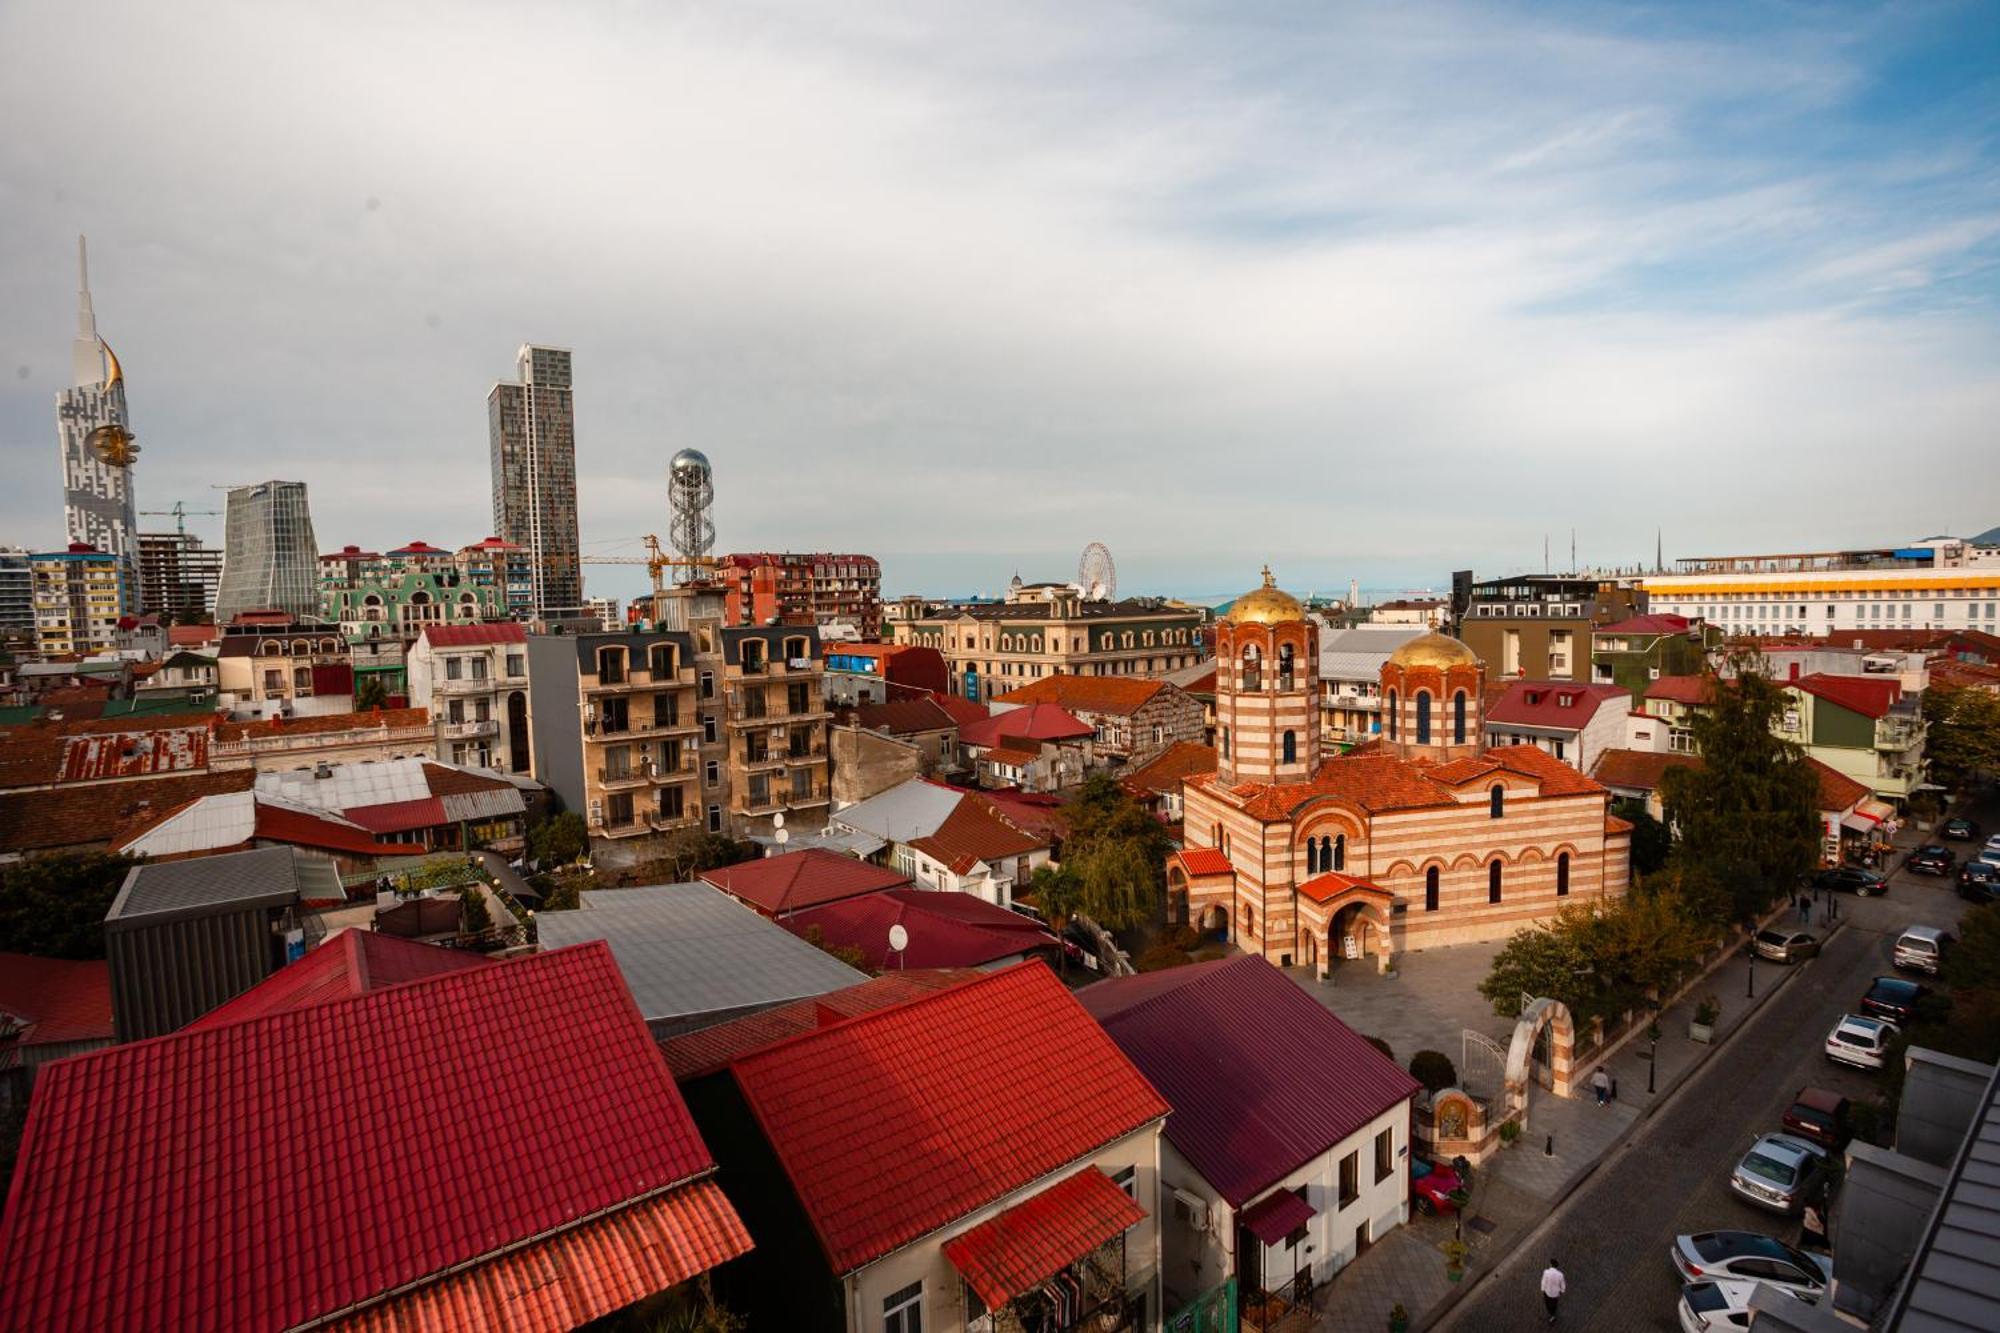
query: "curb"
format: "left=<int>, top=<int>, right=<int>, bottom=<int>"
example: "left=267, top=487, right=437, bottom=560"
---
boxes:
left=1417, top=915, right=1849, bottom=1331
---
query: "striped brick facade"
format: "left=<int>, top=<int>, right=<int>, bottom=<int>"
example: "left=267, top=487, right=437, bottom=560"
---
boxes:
left=1214, top=615, right=1319, bottom=787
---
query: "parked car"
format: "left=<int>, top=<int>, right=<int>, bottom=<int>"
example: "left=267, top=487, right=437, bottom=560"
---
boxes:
left=1679, top=1279, right=1808, bottom=1332
left=1814, top=866, right=1887, bottom=897
left=1984, top=833, right=2000, bottom=853
left=1941, top=817, right=1980, bottom=842
left=1781, top=1088, right=1851, bottom=1150
left=1825, top=1013, right=1899, bottom=1070
left=1959, top=861, right=2000, bottom=903
left=1976, top=849, right=2000, bottom=873
left=1754, top=929, right=1819, bottom=964
left=1860, top=975, right=1931, bottom=1023
left=1410, top=1157, right=1464, bottom=1214
left=1730, top=1133, right=1829, bottom=1214
left=1670, top=1232, right=1831, bottom=1302
left=1907, top=845, right=1955, bottom=876
left=1894, top=925, right=1955, bottom=976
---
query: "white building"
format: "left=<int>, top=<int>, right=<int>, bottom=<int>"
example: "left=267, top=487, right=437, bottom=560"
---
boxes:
left=405, top=622, right=531, bottom=773
left=1642, top=539, right=2000, bottom=638
left=1483, top=680, right=1631, bottom=773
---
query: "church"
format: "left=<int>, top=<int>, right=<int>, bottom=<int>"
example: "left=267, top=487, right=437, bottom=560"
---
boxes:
left=1167, top=569, right=1631, bottom=975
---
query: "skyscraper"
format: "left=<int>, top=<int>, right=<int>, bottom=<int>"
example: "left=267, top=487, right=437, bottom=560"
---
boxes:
left=489, top=345, right=583, bottom=617
left=56, top=237, right=141, bottom=610
left=214, top=481, right=320, bottom=624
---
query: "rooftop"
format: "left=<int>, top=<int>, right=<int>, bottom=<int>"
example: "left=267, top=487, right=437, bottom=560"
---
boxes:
left=908, top=792, right=1049, bottom=874
left=992, top=674, right=1170, bottom=716
left=0, top=769, right=257, bottom=853
left=961, top=701, right=1096, bottom=747
left=0, top=954, right=111, bottom=1050
left=419, top=621, right=528, bottom=647
left=1199, top=742, right=1605, bottom=822
left=699, top=848, right=911, bottom=916
left=852, top=696, right=959, bottom=735
left=104, top=846, right=305, bottom=927
left=658, top=969, right=979, bottom=1082
left=188, top=930, right=494, bottom=1029
left=1643, top=674, right=1714, bottom=705
left=1122, top=740, right=1218, bottom=796
left=1595, top=613, right=1695, bottom=636
left=1485, top=680, right=1629, bottom=730
left=1790, top=672, right=1904, bottom=720
left=780, top=888, right=1057, bottom=970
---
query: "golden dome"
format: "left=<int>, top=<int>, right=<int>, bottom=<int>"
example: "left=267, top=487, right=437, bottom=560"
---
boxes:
left=1225, top=566, right=1305, bottom=625
left=1388, top=630, right=1479, bottom=670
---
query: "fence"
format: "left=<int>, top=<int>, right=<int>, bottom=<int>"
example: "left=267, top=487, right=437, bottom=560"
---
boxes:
left=1166, top=1279, right=1237, bottom=1333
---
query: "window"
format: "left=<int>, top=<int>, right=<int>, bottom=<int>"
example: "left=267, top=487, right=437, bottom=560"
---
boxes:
left=702, top=715, right=718, bottom=743
left=1338, top=1151, right=1359, bottom=1208
left=1557, top=852, right=1570, bottom=896
left=1553, top=739, right=1565, bottom=762
left=1425, top=866, right=1440, bottom=912
left=1282, top=730, right=1296, bottom=763
left=704, top=759, right=719, bottom=786
left=1488, top=860, right=1503, bottom=903
left=505, top=652, right=525, bottom=678
left=1453, top=691, right=1467, bottom=744
left=445, top=656, right=463, bottom=680
left=699, top=670, right=715, bottom=699
left=1334, top=833, right=1345, bottom=872
left=1374, top=1126, right=1395, bottom=1183
left=883, top=1280, right=923, bottom=1333
left=597, top=647, right=626, bottom=684
left=1241, top=902, right=1254, bottom=937
left=1415, top=691, right=1431, bottom=744
left=659, top=786, right=685, bottom=820
left=707, top=803, right=722, bottom=834
left=1241, top=647, right=1262, bottom=692
left=1489, top=784, right=1505, bottom=819
left=1221, top=726, right=1230, bottom=760
left=1112, top=1164, right=1137, bottom=1199
left=649, top=644, right=677, bottom=677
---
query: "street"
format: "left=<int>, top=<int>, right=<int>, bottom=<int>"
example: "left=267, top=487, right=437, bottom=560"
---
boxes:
left=1437, top=796, right=1986, bottom=1333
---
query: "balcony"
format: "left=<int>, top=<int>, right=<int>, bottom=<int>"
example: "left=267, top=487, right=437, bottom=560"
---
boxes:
left=733, top=789, right=788, bottom=816
left=649, top=811, right=701, bottom=833
left=441, top=718, right=498, bottom=739
left=740, top=750, right=789, bottom=772
left=629, top=714, right=701, bottom=738
left=596, top=766, right=654, bottom=789
left=437, top=675, right=497, bottom=695
left=591, top=816, right=652, bottom=839
left=1876, top=713, right=1923, bottom=752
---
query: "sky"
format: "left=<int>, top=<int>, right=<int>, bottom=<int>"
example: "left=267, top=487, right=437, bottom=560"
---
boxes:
left=2, top=1, right=1997, bottom=605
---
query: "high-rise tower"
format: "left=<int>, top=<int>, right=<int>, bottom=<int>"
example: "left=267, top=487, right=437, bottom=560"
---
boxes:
left=214, top=481, right=320, bottom=623
left=489, top=345, right=583, bottom=618
left=56, top=236, right=141, bottom=611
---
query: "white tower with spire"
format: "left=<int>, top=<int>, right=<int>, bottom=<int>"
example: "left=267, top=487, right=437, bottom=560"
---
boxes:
left=55, top=235, right=140, bottom=612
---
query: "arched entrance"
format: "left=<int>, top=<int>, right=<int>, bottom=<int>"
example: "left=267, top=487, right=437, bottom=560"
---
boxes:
left=1197, top=903, right=1228, bottom=939
left=1330, top=902, right=1378, bottom=966
left=1503, top=997, right=1577, bottom=1129
left=506, top=691, right=530, bottom=773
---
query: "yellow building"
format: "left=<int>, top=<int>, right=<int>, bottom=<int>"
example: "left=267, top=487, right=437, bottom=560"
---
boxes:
left=894, top=585, right=1205, bottom=703
left=31, top=544, right=124, bottom=657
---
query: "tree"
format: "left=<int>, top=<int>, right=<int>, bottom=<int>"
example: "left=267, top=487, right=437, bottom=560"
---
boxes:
left=1478, top=903, right=1600, bottom=1019
left=528, top=811, right=588, bottom=867
left=1478, top=893, right=1721, bottom=1026
left=459, top=883, right=493, bottom=934
left=1658, top=654, right=1820, bottom=924
left=1027, top=863, right=1081, bottom=932
left=1924, top=684, right=2000, bottom=792
left=1612, top=798, right=1671, bottom=878
left=1058, top=775, right=1172, bottom=932
left=1946, top=901, right=2000, bottom=994
left=1409, top=1050, right=1458, bottom=1093
left=635, top=827, right=759, bottom=884
left=0, top=852, right=142, bottom=959
left=354, top=675, right=390, bottom=711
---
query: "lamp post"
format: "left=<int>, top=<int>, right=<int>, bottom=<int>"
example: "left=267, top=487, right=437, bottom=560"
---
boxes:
left=1646, top=1018, right=1661, bottom=1095
left=1746, top=944, right=1756, bottom=999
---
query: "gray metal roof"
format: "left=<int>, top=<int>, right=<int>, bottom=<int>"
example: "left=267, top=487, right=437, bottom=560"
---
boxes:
left=105, top=846, right=302, bottom=929
left=830, top=778, right=962, bottom=846
left=748, top=826, right=887, bottom=858
left=1889, top=1058, right=2000, bottom=1330
left=1320, top=626, right=1426, bottom=681
left=534, top=882, right=865, bottom=1022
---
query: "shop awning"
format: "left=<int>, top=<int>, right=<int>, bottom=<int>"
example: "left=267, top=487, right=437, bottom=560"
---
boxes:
left=1239, top=1188, right=1317, bottom=1247
left=941, top=1168, right=1144, bottom=1310
left=1858, top=798, right=1897, bottom=822
left=1840, top=813, right=1876, bottom=834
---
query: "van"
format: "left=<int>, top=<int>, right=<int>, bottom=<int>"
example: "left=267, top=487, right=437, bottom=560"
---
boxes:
left=1894, top=925, right=1954, bottom=976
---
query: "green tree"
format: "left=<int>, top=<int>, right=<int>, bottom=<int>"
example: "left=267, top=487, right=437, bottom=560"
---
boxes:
left=1924, top=684, right=2000, bottom=792
left=1612, top=798, right=1672, bottom=878
left=354, top=674, right=390, bottom=711
left=1478, top=892, right=1720, bottom=1026
left=459, top=883, right=493, bottom=934
left=636, top=828, right=759, bottom=884
left=1478, top=903, right=1600, bottom=1019
left=528, top=811, right=588, bottom=867
left=1026, top=862, right=1081, bottom=932
left=1658, top=655, right=1820, bottom=924
left=0, top=852, right=142, bottom=958
left=1058, top=775, right=1172, bottom=931
left=1946, top=901, right=2000, bottom=993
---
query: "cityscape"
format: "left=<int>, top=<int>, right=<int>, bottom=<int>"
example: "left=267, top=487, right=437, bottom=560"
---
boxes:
left=2, top=4, right=1998, bottom=1333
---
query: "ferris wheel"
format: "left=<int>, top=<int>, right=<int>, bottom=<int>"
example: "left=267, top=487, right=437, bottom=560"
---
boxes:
left=1077, top=542, right=1117, bottom=602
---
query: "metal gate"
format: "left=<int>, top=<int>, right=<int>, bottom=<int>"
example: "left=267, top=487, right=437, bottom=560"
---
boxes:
left=1166, top=1278, right=1237, bottom=1333
left=1461, top=1029, right=1507, bottom=1098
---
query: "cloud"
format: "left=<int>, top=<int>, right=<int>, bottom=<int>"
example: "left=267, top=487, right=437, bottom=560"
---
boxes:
left=0, top=0, right=1996, bottom=602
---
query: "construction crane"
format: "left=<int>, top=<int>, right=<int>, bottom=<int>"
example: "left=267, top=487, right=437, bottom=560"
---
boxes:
left=580, top=534, right=721, bottom=596
left=139, top=501, right=221, bottom=536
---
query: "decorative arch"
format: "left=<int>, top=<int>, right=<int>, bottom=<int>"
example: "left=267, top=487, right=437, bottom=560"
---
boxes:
left=1504, top=997, right=1579, bottom=1115
left=1515, top=846, right=1548, bottom=866
left=1382, top=859, right=1420, bottom=880
left=1449, top=852, right=1482, bottom=873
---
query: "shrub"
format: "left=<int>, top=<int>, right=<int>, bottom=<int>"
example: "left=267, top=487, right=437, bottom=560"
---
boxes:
left=1362, top=1035, right=1395, bottom=1063
left=1498, top=1120, right=1522, bottom=1145
left=459, top=884, right=493, bottom=934
left=1136, top=942, right=1193, bottom=973
left=1409, top=1050, right=1458, bottom=1093
left=1168, top=924, right=1202, bottom=952
left=1693, top=995, right=1721, bottom=1026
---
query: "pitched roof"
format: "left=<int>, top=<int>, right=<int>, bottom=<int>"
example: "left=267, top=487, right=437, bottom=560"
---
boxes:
left=167, top=624, right=218, bottom=647
left=113, top=790, right=407, bottom=858
left=1484, top=681, right=1629, bottom=730
left=188, top=930, right=494, bottom=1029
left=0, top=955, right=111, bottom=1048
left=699, top=848, right=910, bottom=916
left=1594, top=614, right=1694, bottom=636
left=0, top=943, right=747, bottom=1332
left=832, top=777, right=965, bottom=844
left=940, top=1166, right=1146, bottom=1310
left=961, top=702, right=1096, bottom=747
left=1643, top=675, right=1713, bottom=705
left=853, top=697, right=958, bottom=735
left=419, top=621, right=528, bottom=647
left=908, top=793, right=1048, bottom=873
left=781, top=888, right=1056, bottom=970
left=1790, top=672, right=1902, bottom=719
left=992, top=675, right=1168, bottom=716
left=926, top=692, right=991, bottom=727
left=1122, top=740, right=1217, bottom=796
left=970, top=787, right=1071, bottom=842
left=215, top=706, right=430, bottom=741
left=0, top=768, right=256, bottom=853
left=1207, top=741, right=1604, bottom=822
left=56, top=726, right=210, bottom=781
left=1078, top=955, right=1419, bottom=1205
left=105, top=846, right=304, bottom=925
left=729, top=962, right=1167, bottom=1275
left=1589, top=748, right=1703, bottom=793
left=982, top=744, right=1043, bottom=767
left=344, top=795, right=450, bottom=832
left=659, top=970, right=981, bottom=1082
left=1172, top=847, right=1234, bottom=878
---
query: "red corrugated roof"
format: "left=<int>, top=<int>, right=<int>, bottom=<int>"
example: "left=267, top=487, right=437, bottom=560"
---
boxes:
left=853, top=697, right=958, bottom=735
left=344, top=795, right=450, bottom=832
left=1172, top=847, right=1234, bottom=878
left=729, top=962, right=1167, bottom=1275
left=960, top=702, right=1095, bottom=747
left=1078, top=956, right=1418, bottom=1206
left=0, top=943, right=743, bottom=1332
left=1791, top=672, right=1901, bottom=720
left=251, top=802, right=410, bottom=856
left=1595, top=614, right=1693, bottom=636
left=700, top=849, right=910, bottom=916
left=1485, top=681, right=1628, bottom=729
left=659, top=970, right=980, bottom=1082
left=780, top=889, right=1055, bottom=970
left=1240, top=1187, right=1317, bottom=1245
left=421, top=621, right=529, bottom=647
left=908, top=796, right=1047, bottom=874
left=57, top=727, right=209, bottom=781
left=188, top=931, right=494, bottom=1030
left=940, top=1167, right=1146, bottom=1309
left=0, top=954, right=111, bottom=1047
left=1643, top=675, right=1713, bottom=705
left=926, top=692, right=991, bottom=726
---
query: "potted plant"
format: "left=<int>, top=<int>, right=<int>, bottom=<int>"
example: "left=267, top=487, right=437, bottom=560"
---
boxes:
left=1443, top=1238, right=1469, bottom=1282
left=1689, top=995, right=1720, bottom=1044
left=1498, top=1120, right=1522, bottom=1146
left=1390, top=1302, right=1411, bottom=1331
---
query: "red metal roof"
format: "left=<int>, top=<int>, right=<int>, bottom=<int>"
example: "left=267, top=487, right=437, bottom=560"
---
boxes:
left=0, top=943, right=744, bottom=1332
left=960, top=702, right=1095, bottom=747
left=344, top=795, right=450, bottom=832
left=700, top=849, right=910, bottom=916
left=780, top=889, right=1056, bottom=970
left=908, top=796, right=1048, bottom=874
left=1791, top=672, right=1902, bottom=720
left=927, top=692, right=991, bottom=727
left=421, top=621, right=529, bottom=647
left=385, top=539, right=451, bottom=556
left=1594, top=614, right=1693, bottom=636
left=853, top=697, right=958, bottom=735
left=1643, top=675, right=1713, bottom=705
left=729, top=962, right=1167, bottom=1275
left=57, top=726, right=209, bottom=781
left=1078, top=956, right=1419, bottom=1207
left=659, top=970, right=980, bottom=1082
left=1172, top=847, right=1234, bottom=878
left=0, top=954, right=111, bottom=1048
left=1240, top=1187, right=1317, bottom=1245
left=1484, top=681, right=1628, bottom=730
left=251, top=801, right=410, bottom=856
left=189, top=931, right=494, bottom=1029
left=940, top=1167, right=1146, bottom=1310
left=992, top=675, right=1169, bottom=717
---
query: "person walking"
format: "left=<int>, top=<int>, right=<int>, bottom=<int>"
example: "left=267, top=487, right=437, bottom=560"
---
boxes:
left=1591, top=1066, right=1611, bottom=1106
left=1540, top=1258, right=1567, bottom=1323
left=1797, top=892, right=1810, bottom=924
left=1801, top=1195, right=1829, bottom=1251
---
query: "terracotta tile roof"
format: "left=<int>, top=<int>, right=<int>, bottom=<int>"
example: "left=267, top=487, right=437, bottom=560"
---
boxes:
left=1589, top=749, right=1703, bottom=793
left=1172, top=847, right=1235, bottom=878
left=969, top=788, right=1071, bottom=841
left=1424, top=756, right=1504, bottom=785
left=1807, top=758, right=1872, bottom=813
left=908, top=795, right=1048, bottom=874
left=699, top=848, right=911, bottom=916
left=927, top=692, right=991, bottom=727
left=992, top=674, right=1167, bottom=716
left=167, top=625, right=218, bottom=648
left=1480, top=743, right=1607, bottom=796
left=189, top=931, right=493, bottom=1029
left=781, top=889, right=1056, bottom=970
left=1594, top=614, right=1694, bottom=636
left=0, top=955, right=112, bottom=1048
left=0, top=942, right=746, bottom=1332
left=961, top=702, right=1095, bottom=747
left=1077, top=956, right=1419, bottom=1206
left=658, top=970, right=980, bottom=1082
left=940, top=1167, right=1146, bottom=1309
left=0, top=769, right=257, bottom=853
left=853, top=697, right=958, bottom=734
left=57, top=709, right=219, bottom=736
left=216, top=706, right=429, bottom=741
left=982, top=744, right=1043, bottom=768
left=57, top=726, right=209, bottom=781
left=1123, top=741, right=1217, bottom=796
left=729, top=962, right=1167, bottom=1275
left=1930, top=659, right=2000, bottom=690
left=419, top=621, right=528, bottom=647
left=1485, top=681, right=1629, bottom=730
left=1790, top=672, right=1901, bottom=720
left=0, top=731, right=64, bottom=788
left=1295, top=871, right=1394, bottom=906
left=1643, top=675, right=1713, bottom=705
left=1605, top=813, right=1633, bottom=834
left=1217, top=753, right=1458, bottom=820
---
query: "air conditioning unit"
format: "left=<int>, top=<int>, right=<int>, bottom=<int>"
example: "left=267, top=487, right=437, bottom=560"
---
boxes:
left=1172, top=1189, right=1210, bottom=1231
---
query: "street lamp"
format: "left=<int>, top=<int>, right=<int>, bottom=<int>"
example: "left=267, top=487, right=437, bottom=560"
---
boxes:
left=1746, top=945, right=1756, bottom=999
left=1646, top=1018, right=1661, bottom=1095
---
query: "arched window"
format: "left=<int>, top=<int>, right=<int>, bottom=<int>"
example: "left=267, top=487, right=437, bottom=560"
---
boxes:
left=1416, top=692, right=1432, bottom=745
left=1241, top=902, right=1254, bottom=937
left=1454, top=691, right=1467, bottom=744
left=1334, top=834, right=1346, bottom=873
left=1388, top=689, right=1399, bottom=739
left=1425, top=866, right=1440, bottom=912
left=1213, top=822, right=1223, bottom=848
left=1488, top=860, right=1503, bottom=903
left=1557, top=852, right=1571, bottom=897
left=1221, top=726, right=1231, bottom=760
left=1278, top=643, right=1296, bottom=691
left=1489, top=784, right=1505, bottom=819
left=1241, top=646, right=1262, bottom=692
left=1282, top=730, right=1297, bottom=764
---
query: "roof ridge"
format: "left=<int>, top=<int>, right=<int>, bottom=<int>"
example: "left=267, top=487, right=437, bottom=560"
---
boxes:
left=728, top=959, right=1012, bottom=1068
left=1095, top=955, right=1251, bottom=1025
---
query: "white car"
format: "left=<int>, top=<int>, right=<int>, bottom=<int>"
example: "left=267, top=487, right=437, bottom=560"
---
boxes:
left=1670, top=1232, right=1831, bottom=1303
left=1825, top=1013, right=1899, bottom=1070
left=1679, top=1278, right=1808, bottom=1332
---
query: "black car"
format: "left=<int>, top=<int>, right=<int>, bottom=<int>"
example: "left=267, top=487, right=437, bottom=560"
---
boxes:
left=1908, top=845, right=1956, bottom=876
left=1860, top=976, right=1930, bottom=1024
left=1960, top=861, right=2000, bottom=903
left=1816, top=866, right=1889, bottom=897
left=1941, top=817, right=1980, bottom=842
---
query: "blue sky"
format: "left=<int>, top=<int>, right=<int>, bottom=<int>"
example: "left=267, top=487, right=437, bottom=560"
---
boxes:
left=0, top=0, right=1995, bottom=603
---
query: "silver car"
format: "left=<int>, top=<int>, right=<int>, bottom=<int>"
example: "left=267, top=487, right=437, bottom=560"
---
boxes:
left=1670, top=1232, right=1831, bottom=1302
left=1730, top=1133, right=1828, bottom=1214
left=1679, top=1279, right=1807, bottom=1333
left=1754, top=928, right=1819, bottom=964
left=1825, top=1013, right=1899, bottom=1070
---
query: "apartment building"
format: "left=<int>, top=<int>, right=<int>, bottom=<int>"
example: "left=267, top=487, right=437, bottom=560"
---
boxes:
left=1456, top=574, right=1645, bottom=681
left=406, top=623, right=532, bottom=772
left=30, top=545, right=124, bottom=657
left=454, top=536, right=535, bottom=619
left=213, top=619, right=352, bottom=718
left=720, top=552, right=882, bottom=638
left=894, top=592, right=1206, bottom=703
left=1641, top=539, right=2000, bottom=638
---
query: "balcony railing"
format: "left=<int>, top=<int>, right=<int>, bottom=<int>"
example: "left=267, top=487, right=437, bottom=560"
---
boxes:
left=437, top=675, right=497, bottom=694
left=1876, top=717, right=1922, bottom=751
left=590, top=815, right=651, bottom=838
left=650, top=811, right=701, bottom=833
left=441, top=719, right=498, bottom=739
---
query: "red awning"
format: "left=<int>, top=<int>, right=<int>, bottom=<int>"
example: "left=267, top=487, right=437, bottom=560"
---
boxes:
left=1239, top=1189, right=1316, bottom=1246
left=941, top=1168, right=1145, bottom=1310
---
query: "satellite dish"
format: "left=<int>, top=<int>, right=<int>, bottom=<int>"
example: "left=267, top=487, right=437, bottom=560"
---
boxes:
left=772, top=811, right=786, bottom=829
left=888, top=923, right=909, bottom=953
left=774, top=827, right=790, bottom=845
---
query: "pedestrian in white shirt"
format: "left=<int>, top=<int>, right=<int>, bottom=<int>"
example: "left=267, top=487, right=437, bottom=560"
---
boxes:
left=1540, top=1258, right=1566, bottom=1323
left=1591, top=1066, right=1611, bottom=1106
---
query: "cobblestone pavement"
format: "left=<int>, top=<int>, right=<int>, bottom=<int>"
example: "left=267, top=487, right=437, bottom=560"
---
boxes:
left=1288, top=937, right=1512, bottom=1067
